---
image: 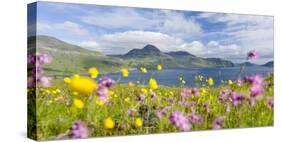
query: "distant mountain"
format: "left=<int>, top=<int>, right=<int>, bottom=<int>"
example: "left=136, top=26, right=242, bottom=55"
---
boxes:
left=166, top=51, right=195, bottom=57
left=262, top=61, right=274, bottom=67
left=122, top=44, right=162, bottom=58
left=29, top=35, right=236, bottom=75
left=111, top=44, right=234, bottom=68
left=240, top=62, right=259, bottom=67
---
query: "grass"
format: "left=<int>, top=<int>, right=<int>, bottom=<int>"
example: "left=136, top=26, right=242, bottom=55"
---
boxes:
left=28, top=74, right=274, bottom=141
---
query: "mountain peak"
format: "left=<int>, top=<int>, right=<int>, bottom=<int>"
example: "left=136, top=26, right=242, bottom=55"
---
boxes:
left=143, top=44, right=160, bottom=52
left=124, top=44, right=161, bottom=57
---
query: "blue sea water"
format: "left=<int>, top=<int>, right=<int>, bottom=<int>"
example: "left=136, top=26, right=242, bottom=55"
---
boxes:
left=106, top=66, right=273, bottom=87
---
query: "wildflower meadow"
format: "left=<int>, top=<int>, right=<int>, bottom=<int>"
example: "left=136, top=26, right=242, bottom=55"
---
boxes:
left=27, top=50, right=274, bottom=141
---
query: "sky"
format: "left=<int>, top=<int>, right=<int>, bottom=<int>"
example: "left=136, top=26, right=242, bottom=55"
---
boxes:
left=30, top=2, right=274, bottom=64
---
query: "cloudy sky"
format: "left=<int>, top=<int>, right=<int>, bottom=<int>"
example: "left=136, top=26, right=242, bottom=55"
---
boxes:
left=31, top=2, right=274, bottom=64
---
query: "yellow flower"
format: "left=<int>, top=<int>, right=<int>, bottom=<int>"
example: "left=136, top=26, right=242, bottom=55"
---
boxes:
left=64, top=77, right=71, bottom=84
left=88, top=67, right=99, bottom=78
left=73, top=91, right=79, bottom=96
left=96, top=100, right=104, bottom=106
left=135, top=118, right=143, bottom=128
left=156, top=64, right=162, bottom=70
left=48, top=100, right=53, bottom=104
left=149, top=78, right=158, bottom=90
left=140, top=67, right=147, bottom=73
left=125, top=97, right=130, bottom=103
left=55, top=89, right=61, bottom=93
left=121, top=68, right=129, bottom=77
left=141, top=88, right=148, bottom=94
left=206, top=77, right=214, bottom=86
left=128, top=82, right=134, bottom=87
left=69, top=75, right=97, bottom=95
left=73, top=99, right=84, bottom=109
left=200, top=88, right=207, bottom=95
left=228, top=80, right=233, bottom=85
left=104, top=117, right=115, bottom=129
left=45, top=89, right=50, bottom=94
left=109, top=90, right=114, bottom=96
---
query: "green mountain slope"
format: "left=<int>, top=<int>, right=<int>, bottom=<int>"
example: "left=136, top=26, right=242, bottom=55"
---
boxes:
left=30, top=35, right=124, bottom=75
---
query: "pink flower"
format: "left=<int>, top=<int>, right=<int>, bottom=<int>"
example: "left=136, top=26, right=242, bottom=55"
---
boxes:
left=69, top=120, right=88, bottom=138
left=181, top=88, right=191, bottom=98
left=169, top=111, right=191, bottom=131
left=247, top=50, right=259, bottom=60
left=96, top=85, right=110, bottom=102
left=99, top=76, right=115, bottom=88
left=37, top=76, right=52, bottom=87
left=212, top=116, right=225, bottom=129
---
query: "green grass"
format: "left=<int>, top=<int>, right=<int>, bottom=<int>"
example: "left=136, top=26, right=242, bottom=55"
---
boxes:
left=28, top=74, right=274, bottom=141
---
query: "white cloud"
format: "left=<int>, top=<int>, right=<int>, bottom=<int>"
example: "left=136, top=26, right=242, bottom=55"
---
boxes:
left=81, top=8, right=202, bottom=39
left=159, top=11, right=202, bottom=39
left=81, top=8, right=162, bottom=30
left=38, top=21, right=89, bottom=36
left=89, top=31, right=186, bottom=54
left=197, top=13, right=274, bottom=64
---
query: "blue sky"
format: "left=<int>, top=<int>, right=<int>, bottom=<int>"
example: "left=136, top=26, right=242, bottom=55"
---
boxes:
left=30, top=2, right=274, bottom=64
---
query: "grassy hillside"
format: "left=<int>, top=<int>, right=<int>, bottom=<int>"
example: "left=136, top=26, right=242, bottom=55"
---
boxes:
left=31, top=35, right=126, bottom=75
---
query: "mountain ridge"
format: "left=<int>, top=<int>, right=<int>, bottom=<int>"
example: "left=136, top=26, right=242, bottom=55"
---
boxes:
left=30, top=35, right=249, bottom=74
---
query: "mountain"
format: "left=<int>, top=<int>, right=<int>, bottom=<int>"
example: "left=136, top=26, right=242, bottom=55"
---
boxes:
left=262, top=61, right=274, bottom=67
left=120, top=44, right=163, bottom=58
left=29, top=35, right=235, bottom=75
left=240, top=62, right=259, bottom=67
left=29, top=35, right=124, bottom=75
left=111, top=44, right=234, bottom=68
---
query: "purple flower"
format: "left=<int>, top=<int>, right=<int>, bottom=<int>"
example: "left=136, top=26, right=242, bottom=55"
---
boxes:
left=188, top=113, right=203, bottom=125
left=250, top=83, right=264, bottom=98
left=137, top=94, right=146, bottom=101
left=37, top=75, right=52, bottom=87
left=237, top=79, right=243, bottom=87
left=127, top=109, right=136, bottom=117
left=37, top=53, right=51, bottom=66
left=230, top=92, right=245, bottom=106
left=168, top=97, right=175, bottom=104
left=32, top=66, right=44, bottom=74
left=181, top=88, right=191, bottom=98
left=243, top=75, right=264, bottom=85
left=27, top=54, right=36, bottom=65
left=212, top=116, right=225, bottom=129
left=150, top=91, right=157, bottom=98
left=244, top=75, right=265, bottom=99
left=179, top=99, right=186, bottom=107
left=169, top=111, right=191, bottom=131
left=247, top=50, right=259, bottom=60
left=69, top=120, right=88, bottom=138
left=99, top=76, right=115, bottom=88
left=189, top=101, right=196, bottom=113
left=205, top=101, right=210, bottom=113
left=191, top=87, right=199, bottom=96
left=219, top=90, right=230, bottom=103
left=96, top=85, right=110, bottom=102
left=157, top=107, right=169, bottom=118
